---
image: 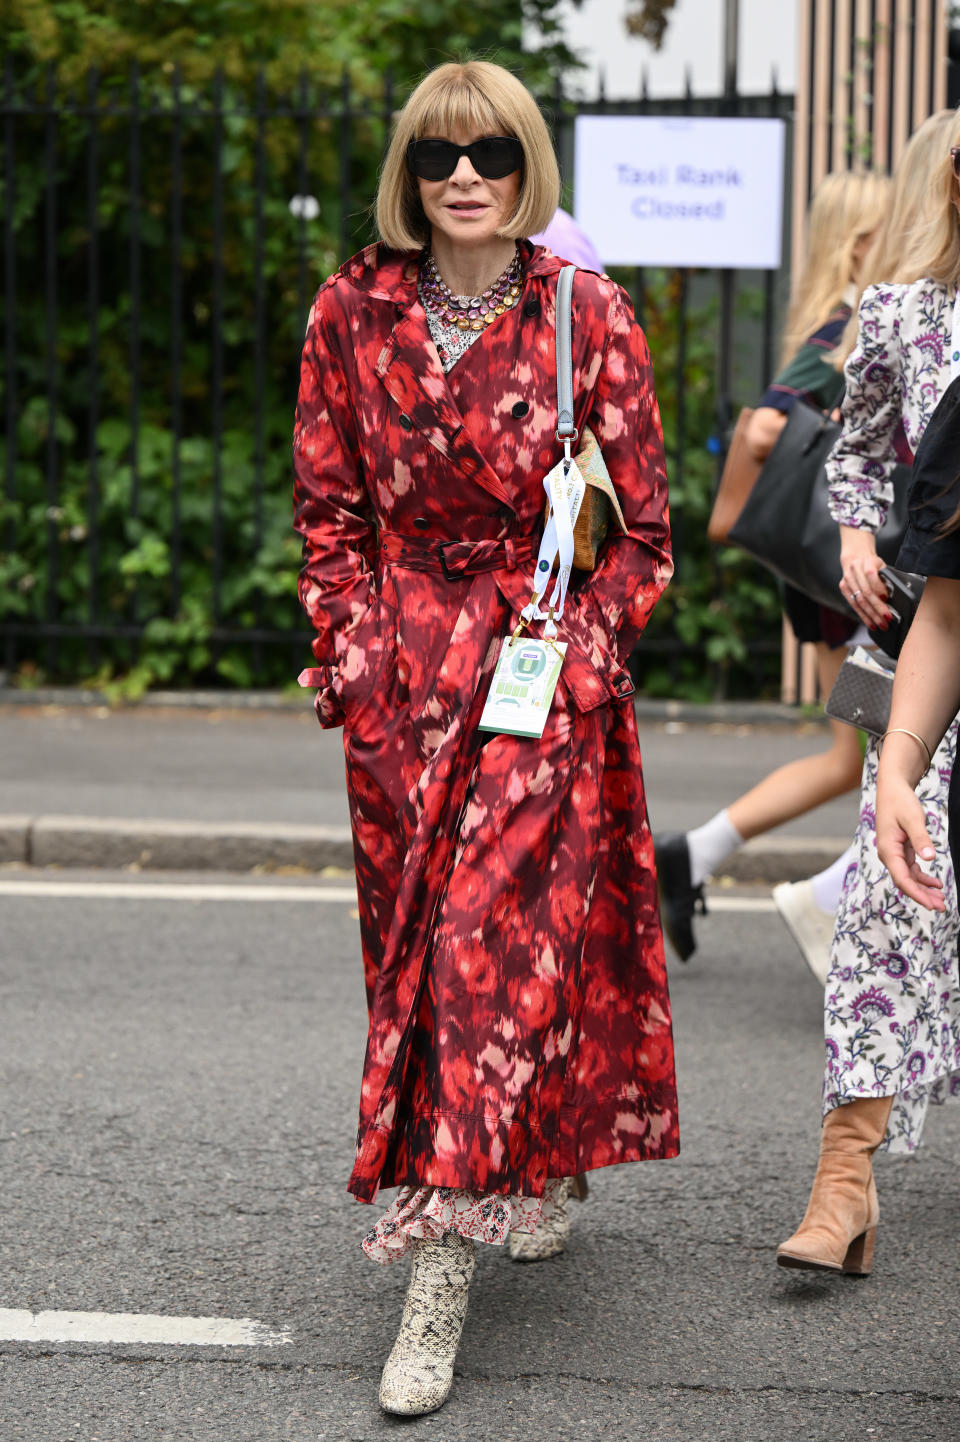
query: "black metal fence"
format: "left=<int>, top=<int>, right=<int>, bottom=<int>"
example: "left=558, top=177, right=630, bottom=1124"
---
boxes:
left=0, top=62, right=793, bottom=698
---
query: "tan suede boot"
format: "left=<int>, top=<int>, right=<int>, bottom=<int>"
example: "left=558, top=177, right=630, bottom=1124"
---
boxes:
left=777, top=1096, right=894, bottom=1276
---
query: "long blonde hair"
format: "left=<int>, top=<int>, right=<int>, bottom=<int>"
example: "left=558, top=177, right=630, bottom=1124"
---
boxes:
left=780, top=171, right=891, bottom=366
left=833, top=110, right=956, bottom=368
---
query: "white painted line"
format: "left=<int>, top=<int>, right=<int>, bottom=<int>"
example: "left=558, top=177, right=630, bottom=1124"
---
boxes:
left=707, top=896, right=777, bottom=913
left=0, top=878, right=776, bottom=912
left=0, top=879, right=357, bottom=903
left=0, top=1307, right=293, bottom=1347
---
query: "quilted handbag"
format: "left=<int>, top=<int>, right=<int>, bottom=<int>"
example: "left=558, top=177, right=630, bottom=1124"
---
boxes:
left=824, top=646, right=895, bottom=737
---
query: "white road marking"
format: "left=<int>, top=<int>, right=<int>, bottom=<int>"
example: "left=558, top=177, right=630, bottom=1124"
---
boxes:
left=0, top=879, right=357, bottom=903
left=0, top=877, right=779, bottom=911
left=0, top=1307, right=292, bottom=1347
left=708, top=896, right=777, bottom=913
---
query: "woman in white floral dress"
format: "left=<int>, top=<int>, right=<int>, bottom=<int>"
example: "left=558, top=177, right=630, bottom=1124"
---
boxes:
left=777, top=115, right=960, bottom=1277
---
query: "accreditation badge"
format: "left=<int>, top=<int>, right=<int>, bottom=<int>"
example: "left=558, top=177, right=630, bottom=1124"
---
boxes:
left=478, top=637, right=567, bottom=739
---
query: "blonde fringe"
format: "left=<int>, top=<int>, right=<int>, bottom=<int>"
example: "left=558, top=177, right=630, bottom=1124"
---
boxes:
left=376, top=61, right=560, bottom=252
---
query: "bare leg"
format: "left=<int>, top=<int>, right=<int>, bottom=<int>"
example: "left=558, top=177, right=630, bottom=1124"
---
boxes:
left=728, top=643, right=862, bottom=841
left=657, top=642, right=863, bottom=962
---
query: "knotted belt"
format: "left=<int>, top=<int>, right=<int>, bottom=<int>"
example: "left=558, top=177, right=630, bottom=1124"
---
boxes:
left=379, top=531, right=537, bottom=581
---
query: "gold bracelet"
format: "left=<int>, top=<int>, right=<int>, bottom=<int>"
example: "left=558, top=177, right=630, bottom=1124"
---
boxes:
left=880, top=727, right=933, bottom=771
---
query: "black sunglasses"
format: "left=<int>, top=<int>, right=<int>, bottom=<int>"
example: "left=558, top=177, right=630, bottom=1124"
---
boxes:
left=952, top=145, right=960, bottom=177
left=406, top=136, right=524, bottom=182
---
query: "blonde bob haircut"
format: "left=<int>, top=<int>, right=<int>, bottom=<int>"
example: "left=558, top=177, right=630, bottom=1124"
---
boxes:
left=780, top=170, right=892, bottom=366
left=832, top=110, right=955, bottom=369
left=376, top=61, right=561, bottom=252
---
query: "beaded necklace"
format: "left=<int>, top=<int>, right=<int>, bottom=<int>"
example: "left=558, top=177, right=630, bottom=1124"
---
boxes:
left=419, top=247, right=523, bottom=372
left=420, top=248, right=523, bottom=330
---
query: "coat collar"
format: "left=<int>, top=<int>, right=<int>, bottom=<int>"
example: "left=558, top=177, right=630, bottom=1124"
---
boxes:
left=374, top=300, right=514, bottom=506
left=336, top=240, right=563, bottom=304
left=346, top=241, right=561, bottom=509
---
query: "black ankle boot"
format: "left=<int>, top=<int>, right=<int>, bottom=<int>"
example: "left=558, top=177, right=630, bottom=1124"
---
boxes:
left=654, top=831, right=706, bottom=962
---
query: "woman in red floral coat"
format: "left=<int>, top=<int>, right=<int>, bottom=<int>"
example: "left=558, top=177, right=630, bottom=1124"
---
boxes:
left=293, top=60, right=678, bottom=1416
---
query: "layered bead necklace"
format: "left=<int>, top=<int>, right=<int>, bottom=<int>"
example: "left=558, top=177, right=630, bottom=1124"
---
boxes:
left=419, top=246, right=523, bottom=373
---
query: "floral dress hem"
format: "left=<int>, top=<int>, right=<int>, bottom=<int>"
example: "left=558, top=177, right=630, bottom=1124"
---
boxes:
left=361, top=1179, right=567, bottom=1264
left=822, top=724, right=960, bottom=1154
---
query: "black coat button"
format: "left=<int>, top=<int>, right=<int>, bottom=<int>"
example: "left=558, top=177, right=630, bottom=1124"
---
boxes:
left=399, top=413, right=413, bottom=431
left=523, top=297, right=541, bottom=317
left=511, top=401, right=529, bottom=420
left=413, top=517, right=430, bottom=530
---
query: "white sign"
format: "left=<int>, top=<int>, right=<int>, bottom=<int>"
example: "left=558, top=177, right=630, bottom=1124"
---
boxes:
left=574, top=115, right=786, bottom=269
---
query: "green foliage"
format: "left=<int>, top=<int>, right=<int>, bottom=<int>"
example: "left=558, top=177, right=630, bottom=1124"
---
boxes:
left=1, top=2, right=783, bottom=701
left=611, top=267, right=783, bottom=701
left=1, top=1, right=581, bottom=695
left=5, top=0, right=580, bottom=94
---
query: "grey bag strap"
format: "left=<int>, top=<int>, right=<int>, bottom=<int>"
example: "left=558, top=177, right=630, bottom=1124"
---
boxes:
left=556, top=263, right=578, bottom=445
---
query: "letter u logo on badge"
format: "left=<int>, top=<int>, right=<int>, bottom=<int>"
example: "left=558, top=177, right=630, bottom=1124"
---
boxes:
left=512, top=646, right=547, bottom=680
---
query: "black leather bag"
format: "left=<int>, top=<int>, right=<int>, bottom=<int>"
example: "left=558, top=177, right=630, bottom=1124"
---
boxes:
left=727, top=402, right=910, bottom=615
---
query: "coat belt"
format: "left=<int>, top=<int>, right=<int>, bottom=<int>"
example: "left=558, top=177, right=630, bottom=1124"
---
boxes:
left=379, top=532, right=537, bottom=580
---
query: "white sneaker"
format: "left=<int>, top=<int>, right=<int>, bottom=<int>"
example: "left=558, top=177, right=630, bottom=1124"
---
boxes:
left=773, top=879, right=835, bottom=986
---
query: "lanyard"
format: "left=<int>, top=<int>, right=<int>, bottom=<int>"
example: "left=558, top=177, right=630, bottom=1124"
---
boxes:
left=951, top=290, right=960, bottom=382
left=520, top=449, right=585, bottom=639
left=519, top=264, right=584, bottom=642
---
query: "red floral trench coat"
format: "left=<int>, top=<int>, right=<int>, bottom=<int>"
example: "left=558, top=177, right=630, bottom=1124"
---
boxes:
left=293, top=240, right=679, bottom=1204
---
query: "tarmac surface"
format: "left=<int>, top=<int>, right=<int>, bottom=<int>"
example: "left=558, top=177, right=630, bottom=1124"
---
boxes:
left=0, top=696, right=859, bottom=881
left=0, top=694, right=955, bottom=1439
left=0, top=868, right=957, bottom=1441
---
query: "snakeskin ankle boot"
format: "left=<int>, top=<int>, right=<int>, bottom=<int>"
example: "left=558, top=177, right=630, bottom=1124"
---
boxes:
left=378, top=1230, right=476, bottom=1416
left=509, top=1179, right=571, bottom=1262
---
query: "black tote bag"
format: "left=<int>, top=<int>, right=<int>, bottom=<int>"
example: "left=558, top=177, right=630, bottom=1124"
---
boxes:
left=727, top=400, right=909, bottom=615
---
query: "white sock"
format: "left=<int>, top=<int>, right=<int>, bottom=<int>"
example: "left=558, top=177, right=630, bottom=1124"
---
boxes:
left=809, top=843, right=857, bottom=914
left=687, top=809, right=744, bottom=888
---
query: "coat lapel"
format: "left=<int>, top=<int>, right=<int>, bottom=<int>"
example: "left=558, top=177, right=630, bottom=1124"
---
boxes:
left=375, top=301, right=514, bottom=508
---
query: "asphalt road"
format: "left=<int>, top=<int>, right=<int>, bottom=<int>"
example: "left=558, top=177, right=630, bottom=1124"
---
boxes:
left=0, top=872, right=956, bottom=1441
left=0, top=704, right=858, bottom=842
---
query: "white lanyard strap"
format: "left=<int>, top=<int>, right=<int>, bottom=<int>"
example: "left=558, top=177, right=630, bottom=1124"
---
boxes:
left=521, top=460, right=585, bottom=637
left=520, top=266, right=583, bottom=640
left=951, top=290, right=960, bottom=382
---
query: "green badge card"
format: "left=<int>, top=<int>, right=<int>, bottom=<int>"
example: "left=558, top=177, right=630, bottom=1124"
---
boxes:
left=478, top=638, right=567, bottom=739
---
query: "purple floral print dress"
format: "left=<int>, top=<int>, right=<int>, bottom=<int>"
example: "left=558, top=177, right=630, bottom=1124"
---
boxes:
left=825, top=280, right=960, bottom=1152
